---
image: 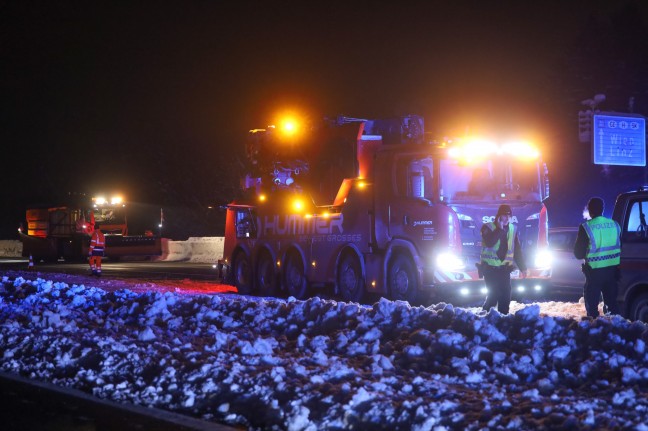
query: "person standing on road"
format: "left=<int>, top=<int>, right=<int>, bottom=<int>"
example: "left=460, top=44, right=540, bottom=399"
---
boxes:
left=573, top=197, right=621, bottom=318
left=89, top=222, right=105, bottom=277
left=479, top=204, right=528, bottom=314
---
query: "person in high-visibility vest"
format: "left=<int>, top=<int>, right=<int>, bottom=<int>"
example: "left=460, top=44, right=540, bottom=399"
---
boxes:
left=89, top=222, right=106, bottom=277
left=479, top=204, right=528, bottom=314
left=573, top=197, right=621, bottom=318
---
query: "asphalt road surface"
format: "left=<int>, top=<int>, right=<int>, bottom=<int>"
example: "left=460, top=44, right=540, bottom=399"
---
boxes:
left=0, top=257, right=219, bottom=282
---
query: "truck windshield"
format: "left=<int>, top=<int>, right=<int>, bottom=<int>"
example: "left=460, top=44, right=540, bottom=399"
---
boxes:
left=92, top=207, right=126, bottom=224
left=439, top=158, right=541, bottom=203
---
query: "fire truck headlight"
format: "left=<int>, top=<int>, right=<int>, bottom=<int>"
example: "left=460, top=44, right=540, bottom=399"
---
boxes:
left=534, top=249, right=552, bottom=269
left=526, top=212, right=540, bottom=220
left=436, top=252, right=465, bottom=271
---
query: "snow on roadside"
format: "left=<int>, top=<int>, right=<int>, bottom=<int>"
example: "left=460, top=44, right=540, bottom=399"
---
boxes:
left=1, top=270, right=648, bottom=430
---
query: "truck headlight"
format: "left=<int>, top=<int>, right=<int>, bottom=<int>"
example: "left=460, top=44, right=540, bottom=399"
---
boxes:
left=534, top=249, right=552, bottom=269
left=436, top=252, right=465, bottom=271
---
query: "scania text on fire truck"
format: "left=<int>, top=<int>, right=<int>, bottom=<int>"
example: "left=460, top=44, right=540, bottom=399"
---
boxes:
left=219, top=114, right=550, bottom=303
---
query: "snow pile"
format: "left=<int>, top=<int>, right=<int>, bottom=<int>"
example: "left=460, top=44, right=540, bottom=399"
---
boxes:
left=1, top=272, right=648, bottom=430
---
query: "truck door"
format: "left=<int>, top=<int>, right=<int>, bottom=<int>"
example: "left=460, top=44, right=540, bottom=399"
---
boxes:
left=388, top=156, right=435, bottom=240
left=620, top=197, right=648, bottom=258
left=235, top=208, right=258, bottom=239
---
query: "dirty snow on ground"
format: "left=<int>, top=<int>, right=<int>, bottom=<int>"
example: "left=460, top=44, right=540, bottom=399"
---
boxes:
left=1, top=270, right=648, bottom=430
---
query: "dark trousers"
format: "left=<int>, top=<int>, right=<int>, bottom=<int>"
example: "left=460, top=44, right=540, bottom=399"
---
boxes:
left=584, top=265, right=619, bottom=318
left=482, top=264, right=512, bottom=314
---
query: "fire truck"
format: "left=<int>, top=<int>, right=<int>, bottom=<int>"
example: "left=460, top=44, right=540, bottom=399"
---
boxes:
left=19, top=194, right=162, bottom=262
left=220, top=115, right=550, bottom=304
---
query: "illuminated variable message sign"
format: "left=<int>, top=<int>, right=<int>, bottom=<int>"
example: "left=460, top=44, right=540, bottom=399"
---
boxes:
left=592, top=113, right=645, bottom=166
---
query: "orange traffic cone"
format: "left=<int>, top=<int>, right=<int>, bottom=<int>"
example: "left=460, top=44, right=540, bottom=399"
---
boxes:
left=28, top=254, right=34, bottom=270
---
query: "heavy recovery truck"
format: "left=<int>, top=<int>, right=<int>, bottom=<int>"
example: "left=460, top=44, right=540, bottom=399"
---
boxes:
left=220, top=115, right=551, bottom=304
left=19, top=194, right=161, bottom=262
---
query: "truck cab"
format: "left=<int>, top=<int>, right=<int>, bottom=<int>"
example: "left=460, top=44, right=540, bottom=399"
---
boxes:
left=613, top=187, right=648, bottom=321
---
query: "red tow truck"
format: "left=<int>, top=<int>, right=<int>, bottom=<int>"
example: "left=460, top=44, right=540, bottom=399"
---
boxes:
left=220, top=115, right=551, bottom=304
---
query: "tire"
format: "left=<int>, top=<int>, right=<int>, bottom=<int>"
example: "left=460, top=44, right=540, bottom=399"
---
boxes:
left=283, top=250, right=309, bottom=299
left=256, top=250, right=278, bottom=297
left=628, top=292, right=648, bottom=322
left=388, top=254, right=419, bottom=304
left=233, top=251, right=253, bottom=295
left=338, top=252, right=364, bottom=303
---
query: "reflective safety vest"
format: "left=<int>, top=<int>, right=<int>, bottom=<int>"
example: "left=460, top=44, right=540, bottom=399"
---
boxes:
left=480, top=222, right=515, bottom=267
left=90, top=230, right=106, bottom=253
left=583, top=216, right=621, bottom=268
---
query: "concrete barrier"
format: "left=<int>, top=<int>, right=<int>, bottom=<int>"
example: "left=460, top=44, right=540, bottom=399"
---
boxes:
left=0, top=240, right=22, bottom=257
left=0, top=238, right=225, bottom=263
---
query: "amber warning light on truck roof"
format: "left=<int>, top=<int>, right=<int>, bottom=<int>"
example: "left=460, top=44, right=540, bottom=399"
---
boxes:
left=267, top=114, right=302, bottom=139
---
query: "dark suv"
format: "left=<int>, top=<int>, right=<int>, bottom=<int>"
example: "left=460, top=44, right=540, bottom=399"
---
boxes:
left=613, top=187, right=648, bottom=321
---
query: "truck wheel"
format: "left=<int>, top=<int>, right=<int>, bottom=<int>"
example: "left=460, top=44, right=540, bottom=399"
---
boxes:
left=628, top=292, right=648, bottom=322
left=388, top=254, right=419, bottom=304
left=283, top=251, right=309, bottom=299
left=256, top=250, right=278, bottom=297
left=233, top=251, right=253, bottom=295
left=338, top=253, right=364, bottom=303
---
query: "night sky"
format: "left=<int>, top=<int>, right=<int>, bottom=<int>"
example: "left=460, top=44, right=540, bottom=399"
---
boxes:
left=3, top=1, right=648, bottom=238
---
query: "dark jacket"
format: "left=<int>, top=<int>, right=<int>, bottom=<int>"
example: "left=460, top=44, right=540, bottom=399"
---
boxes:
left=573, top=224, right=589, bottom=261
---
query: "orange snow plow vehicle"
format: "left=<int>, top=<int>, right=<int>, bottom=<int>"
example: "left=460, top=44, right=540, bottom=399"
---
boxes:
left=19, top=194, right=161, bottom=262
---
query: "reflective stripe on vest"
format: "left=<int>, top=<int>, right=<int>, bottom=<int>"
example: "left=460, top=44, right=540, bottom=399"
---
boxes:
left=480, top=222, right=515, bottom=267
left=583, top=216, right=621, bottom=268
left=90, top=231, right=105, bottom=252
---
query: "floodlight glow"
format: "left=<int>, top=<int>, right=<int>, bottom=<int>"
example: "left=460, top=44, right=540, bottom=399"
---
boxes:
left=436, top=251, right=465, bottom=271
left=292, top=199, right=304, bottom=212
left=282, top=119, right=297, bottom=134
left=534, top=249, right=552, bottom=269
left=447, top=137, right=540, bottom=162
